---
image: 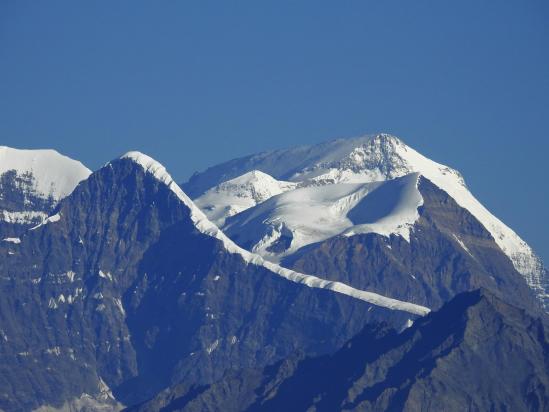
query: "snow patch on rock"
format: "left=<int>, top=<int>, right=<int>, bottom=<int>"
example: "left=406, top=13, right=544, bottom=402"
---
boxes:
left=0, top=210, right=48, bottom=224
left=30, top=213, right=61, bottom=230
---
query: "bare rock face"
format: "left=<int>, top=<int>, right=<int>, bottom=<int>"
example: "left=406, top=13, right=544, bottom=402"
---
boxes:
left=129, top=289, right=549, bottom=412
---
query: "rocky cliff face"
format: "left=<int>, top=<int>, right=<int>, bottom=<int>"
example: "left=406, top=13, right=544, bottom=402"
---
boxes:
left=0, top=156, right=414, bottom=411
left=129, top=289, right=549, bottom=412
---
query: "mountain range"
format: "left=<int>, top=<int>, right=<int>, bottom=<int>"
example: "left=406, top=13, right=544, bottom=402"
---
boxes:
left=0, top=135, right=547, bottom=411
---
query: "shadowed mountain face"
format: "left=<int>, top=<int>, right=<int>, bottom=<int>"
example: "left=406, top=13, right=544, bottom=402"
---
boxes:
left=0, top=158, right=412, bottom=411
left=285, top=177, right=541, bottom=314
left=128, top=289, right=549, bottom=412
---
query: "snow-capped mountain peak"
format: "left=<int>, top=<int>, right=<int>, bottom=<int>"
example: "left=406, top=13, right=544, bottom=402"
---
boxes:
left=0, top=146, right=91, bottom=201
left=185, top=134, right=547, bottom=308
left=194, top=170, right=297, bottom=226
left=0, top=146, right=92, bottom=231
left=289, top=133, right=465, bottom=187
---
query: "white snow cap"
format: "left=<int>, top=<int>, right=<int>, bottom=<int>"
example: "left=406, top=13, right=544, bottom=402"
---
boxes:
left=119, top=151, right=430, bottom=316
left=0, top=146, right=91, bottom=201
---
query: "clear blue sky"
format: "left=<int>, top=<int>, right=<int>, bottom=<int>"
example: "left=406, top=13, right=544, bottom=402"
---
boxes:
left=1, top=1, right=548, bottom=263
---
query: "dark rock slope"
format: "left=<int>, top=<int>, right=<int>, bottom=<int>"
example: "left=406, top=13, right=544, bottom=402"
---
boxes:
left=130, top=289, right=549, bottom=412
left=0, top=156, right=412, bottom=411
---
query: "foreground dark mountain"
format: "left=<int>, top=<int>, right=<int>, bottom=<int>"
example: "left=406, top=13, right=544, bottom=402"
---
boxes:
left=0, top=153, right=418, bottom=411
left=130, top=289, right=549, bottom=412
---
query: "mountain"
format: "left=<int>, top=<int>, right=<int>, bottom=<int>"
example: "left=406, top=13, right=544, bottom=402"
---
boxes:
left=127, top=289, right=549, bottom=412
left=0, top=151, right=427, bottom=411
left=0, top=146, right=91, bottom=239
left=184, top=134, right=548, bottom=310
left=1, top=138, right=547, bottom=411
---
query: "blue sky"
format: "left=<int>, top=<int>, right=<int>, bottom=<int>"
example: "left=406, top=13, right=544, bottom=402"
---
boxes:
left=0, top=1, right=548, bottom=262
